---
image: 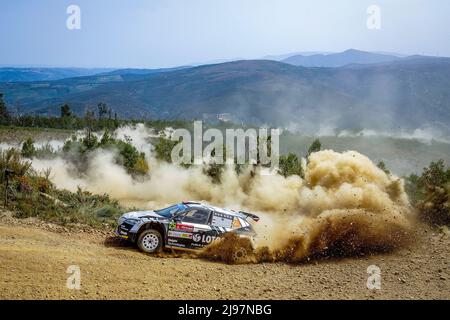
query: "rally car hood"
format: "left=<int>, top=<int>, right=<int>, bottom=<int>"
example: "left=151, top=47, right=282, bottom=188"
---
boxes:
left=122, top=210, right=164, bottom=220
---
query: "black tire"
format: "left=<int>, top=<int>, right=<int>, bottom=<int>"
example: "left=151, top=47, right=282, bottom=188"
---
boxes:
left=137, top=229, right=163, bottom=253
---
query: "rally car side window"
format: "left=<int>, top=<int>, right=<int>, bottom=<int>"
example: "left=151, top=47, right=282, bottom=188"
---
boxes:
left=181, top=209, right=211, bottom=225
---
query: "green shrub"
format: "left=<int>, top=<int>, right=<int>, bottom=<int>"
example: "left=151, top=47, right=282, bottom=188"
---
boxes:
left=307, top=139, right=322, bottom=157
left=279, top=153, right=303, bottom=178
left=61, top=130, right=149, bottom=176
left=94, top=205, right=121, bottom=219
left=406, top=160, right=450, bottom=226
left=204, top=163, right=224, bottom=183
left=377, top=161, right=390, bottom=175
left=154, top=138, right=178, bottom=163
left=21, top=137, right=36, bottom=158
left=0, top=148, right=32, bottom=181
left=133, top=157, right=150, bottom=175
left=34, top=143, right=58, bottom=159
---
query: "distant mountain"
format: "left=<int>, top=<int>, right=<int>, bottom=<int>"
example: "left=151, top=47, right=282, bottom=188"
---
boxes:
left=0, top=68, right=116, bottom=82
left=0, top=61, right=375, bottom=129
left=98, top=66, right=191, bottom=76
left=282, top=49, right=401, bottom=67
left=372, top=51, right=408, bottom=58
left=1, top=57, right=450, bottom=135
left=0, top=66, right=195, bottom=83
left=262, top=51, right=333, bottom=61
left=188, top=58, right=244, bottom=66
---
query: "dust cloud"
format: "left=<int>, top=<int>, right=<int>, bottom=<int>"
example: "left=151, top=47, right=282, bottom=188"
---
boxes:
left=202, top=150, right=413, bottom=263
left=27, top=125, right=414, bottom=262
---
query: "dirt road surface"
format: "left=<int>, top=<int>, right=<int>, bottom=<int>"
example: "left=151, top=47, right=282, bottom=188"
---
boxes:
left=0, top=211, right=448, bottom=300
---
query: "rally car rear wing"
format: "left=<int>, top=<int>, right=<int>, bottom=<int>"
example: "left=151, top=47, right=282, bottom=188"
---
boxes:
left=239, top=211, right=260, bottom=222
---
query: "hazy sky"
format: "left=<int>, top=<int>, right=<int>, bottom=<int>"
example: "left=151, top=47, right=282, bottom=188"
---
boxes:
left=1, top=0, right=449, bottom=68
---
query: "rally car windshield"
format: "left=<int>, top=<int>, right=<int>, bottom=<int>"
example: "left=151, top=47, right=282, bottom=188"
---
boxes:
left=155, top=204, right=187, bottom=218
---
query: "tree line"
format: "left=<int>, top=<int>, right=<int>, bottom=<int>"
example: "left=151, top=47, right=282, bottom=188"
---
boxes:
left=0, top=93, right=121, bottom=130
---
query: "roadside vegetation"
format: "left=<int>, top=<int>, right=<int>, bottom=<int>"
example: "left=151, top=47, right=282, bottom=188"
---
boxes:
left=0, top=148, right=123, bottom=228
left=405, top=160, right=450, bottom=226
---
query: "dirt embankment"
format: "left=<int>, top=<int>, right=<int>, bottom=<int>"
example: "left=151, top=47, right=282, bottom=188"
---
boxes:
left=0, top=211, right=448, bottom=300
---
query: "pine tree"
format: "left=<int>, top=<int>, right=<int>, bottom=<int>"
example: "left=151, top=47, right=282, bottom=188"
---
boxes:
left=307, top=139, right=322, bottom=157
left=60, top=104, right=72, bottom=118
left=0, top=93, right=11, bottom=124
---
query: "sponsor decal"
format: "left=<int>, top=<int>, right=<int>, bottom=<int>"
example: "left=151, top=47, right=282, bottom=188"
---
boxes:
left=214, top=212, right=232, bottom=219
left=168, top=230, right=193, bottom=239
left=175, top=223, right=194, bottom=232
left=168, top=221, right=176, bottom=230
left=192, top=233, right=218, bottom=244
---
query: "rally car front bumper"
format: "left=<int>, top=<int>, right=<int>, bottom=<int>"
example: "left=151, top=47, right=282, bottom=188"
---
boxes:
left=116, top=222, right=138, bottom=242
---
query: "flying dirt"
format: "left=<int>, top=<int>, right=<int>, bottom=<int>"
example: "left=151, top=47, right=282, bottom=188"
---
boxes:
left=26, top=125, right=414, bottom=262
left=202, top=150, right=413, bottom=263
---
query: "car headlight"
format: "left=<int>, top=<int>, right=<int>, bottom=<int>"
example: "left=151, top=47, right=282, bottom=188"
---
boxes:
left=118, top=212, right=141, bottom=226
left=118, top=215, right=127, bottom=225
left=125, top=218, right=140, bottom=225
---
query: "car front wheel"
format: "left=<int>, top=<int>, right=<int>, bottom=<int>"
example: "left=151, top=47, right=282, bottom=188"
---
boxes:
left=137, top=229, right=163, bottom=253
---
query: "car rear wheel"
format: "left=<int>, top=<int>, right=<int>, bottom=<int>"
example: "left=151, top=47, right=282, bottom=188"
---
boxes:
left=137, top=229, right=162, bottom=253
